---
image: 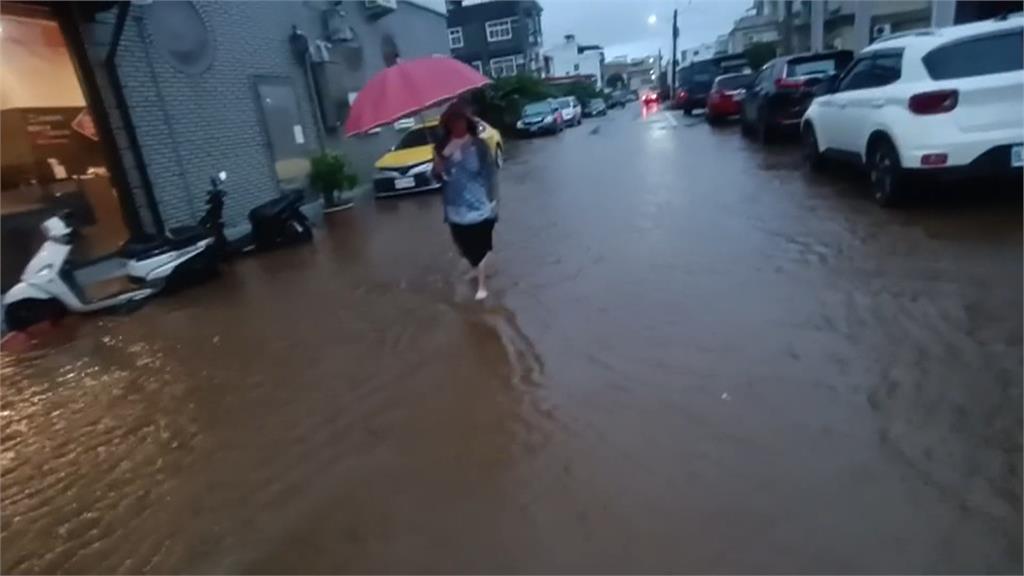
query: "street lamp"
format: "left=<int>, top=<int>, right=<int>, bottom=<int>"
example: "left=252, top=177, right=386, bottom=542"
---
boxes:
left=647, top=13, right=657, bottom=26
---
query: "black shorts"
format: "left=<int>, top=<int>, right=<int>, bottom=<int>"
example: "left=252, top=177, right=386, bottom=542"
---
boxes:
left=449, top=218, right=496, bottom=267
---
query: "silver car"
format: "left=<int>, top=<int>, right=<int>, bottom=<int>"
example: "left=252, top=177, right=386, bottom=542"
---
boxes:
left=554, top=96, right=583, bottom=127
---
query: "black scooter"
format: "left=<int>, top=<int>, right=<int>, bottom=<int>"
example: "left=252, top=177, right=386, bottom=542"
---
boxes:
left=227, top=189, right=313, bottom=255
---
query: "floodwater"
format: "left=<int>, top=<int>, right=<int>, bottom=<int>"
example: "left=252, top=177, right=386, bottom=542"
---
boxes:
left=2, top=104, right=1021, bottom=573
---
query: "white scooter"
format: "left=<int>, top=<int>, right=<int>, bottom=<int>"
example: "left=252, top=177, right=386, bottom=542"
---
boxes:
left=2, top=172, right=227, bottom=331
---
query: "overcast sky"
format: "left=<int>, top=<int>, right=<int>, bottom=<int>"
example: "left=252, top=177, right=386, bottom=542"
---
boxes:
left=539, top=0, right=750, bottom=61
left=415, top=0, right=752, bottom=63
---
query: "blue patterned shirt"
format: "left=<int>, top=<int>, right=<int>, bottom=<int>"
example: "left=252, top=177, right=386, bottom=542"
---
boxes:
left=440, top=138, right=496, bottom=225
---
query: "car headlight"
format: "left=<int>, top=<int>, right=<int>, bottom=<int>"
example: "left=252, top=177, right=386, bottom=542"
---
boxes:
left=408, top=161, right=433, bottom=175
left=516, top=120, right=525, bottom=128
left=543, top=114, right=553, bottom=123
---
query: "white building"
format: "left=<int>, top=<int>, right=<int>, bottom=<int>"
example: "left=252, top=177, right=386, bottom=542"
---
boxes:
left=678, top=41, right=718, bottom=67
left=544, top=34, right=604, bottom=88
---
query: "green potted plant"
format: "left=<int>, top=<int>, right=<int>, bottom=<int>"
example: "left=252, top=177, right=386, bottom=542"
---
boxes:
left=310, top=151, right=358, bottom=208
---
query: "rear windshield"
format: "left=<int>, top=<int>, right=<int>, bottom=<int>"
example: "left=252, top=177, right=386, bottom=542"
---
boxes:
left=522, top=102, right=551, bottom=115
left=554, top=98, right=574, bottom=109
left=589, top=99, right=605, bottom=107
left=691, top=61, right=717, bottom=83
left=786, top=57, right=842, bottom=77
left=923, top=29, right=1024, bottom=80
left=714, top=74, right=752, bottom=90
left=397, top=126, right=443, bottom=149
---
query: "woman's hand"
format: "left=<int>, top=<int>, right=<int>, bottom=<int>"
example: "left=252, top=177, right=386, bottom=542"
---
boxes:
left=432, top=151, right=444, bottom=177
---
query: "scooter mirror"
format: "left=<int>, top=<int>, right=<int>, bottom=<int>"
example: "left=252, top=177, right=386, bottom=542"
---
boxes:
left=218, top=171, right=228, bottom=182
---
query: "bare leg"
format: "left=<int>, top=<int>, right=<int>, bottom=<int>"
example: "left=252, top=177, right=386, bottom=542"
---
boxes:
left=474, top=258, right=488, bottom=300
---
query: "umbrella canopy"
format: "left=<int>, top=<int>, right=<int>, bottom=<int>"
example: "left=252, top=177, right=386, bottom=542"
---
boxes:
left=343, top=56, right=490, bottom=137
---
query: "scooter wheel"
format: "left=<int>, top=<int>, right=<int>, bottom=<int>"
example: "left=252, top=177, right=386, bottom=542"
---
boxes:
left=5, top=298, right=66, bottom=331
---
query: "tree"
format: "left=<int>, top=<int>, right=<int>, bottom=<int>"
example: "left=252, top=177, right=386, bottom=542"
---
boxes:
left=744, top=41, right=777, bottom=70
left=605, top=72, right=626, bottom=90
left=469, top=75, right=556, bottom=132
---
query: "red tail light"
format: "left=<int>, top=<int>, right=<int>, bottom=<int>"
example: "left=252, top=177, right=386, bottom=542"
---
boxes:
left=921, top=153, right=948, bottom=166
left=908, top=90, right=958, bottom=115
left=774, top=77, right=806, bottom=90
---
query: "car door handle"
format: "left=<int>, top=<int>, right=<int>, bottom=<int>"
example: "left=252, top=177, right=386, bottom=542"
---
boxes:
left=870, top=99, right=885, bottom=108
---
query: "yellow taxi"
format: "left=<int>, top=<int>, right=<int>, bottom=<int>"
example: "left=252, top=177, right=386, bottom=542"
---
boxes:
left=373, top=118, right=503, bottom=196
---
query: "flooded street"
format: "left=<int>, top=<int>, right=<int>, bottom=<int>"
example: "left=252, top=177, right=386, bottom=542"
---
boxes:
left=2, top=104, right=1021, bottom=573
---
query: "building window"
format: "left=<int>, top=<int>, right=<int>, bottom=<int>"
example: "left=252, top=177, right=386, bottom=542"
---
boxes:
left=448, top=27, right=463, bottom=48
left=573, top=63, right=580, bottom=72
left=472, top=61, right=483, bottom=74
left=485, top=18, right=514, bottom=42
left=490, top=55, right=518, bottom=77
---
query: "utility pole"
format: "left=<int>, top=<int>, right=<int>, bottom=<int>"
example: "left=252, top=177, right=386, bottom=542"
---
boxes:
left=670, top=8, right=679, bottom=95
left=781, top=0, right=794, bottom=55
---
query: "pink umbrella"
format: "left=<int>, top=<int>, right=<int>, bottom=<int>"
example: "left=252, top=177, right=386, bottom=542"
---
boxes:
left=344, top=56, right=491, bottom=137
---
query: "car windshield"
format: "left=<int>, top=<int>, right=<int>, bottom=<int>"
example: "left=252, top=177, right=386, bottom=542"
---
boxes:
left=786, top=57, right=840, bottom=77
left=554, top=98, right=574, bottom=109
left=589, top=99, right=604, bottom=107
left=715, top=74, right=752, bottom=90
left=522, top=102, right=551, bottom=116
left=396, top=125, right=443, bottom=149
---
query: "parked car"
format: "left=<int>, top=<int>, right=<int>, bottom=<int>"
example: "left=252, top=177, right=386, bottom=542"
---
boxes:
left=373, top=118, right=504, bottom=196
left=802, top=17, right=1024, bottom=206
left=583, top=98, right=608, bottom=117
left=516, top=99, right=564, bottom=136
left=625, top=90, right=640, bottom=102
left=740, top=49, right=854, bottom=142
left=554, top=96, right=583, bottom=126
left=705, top=72, right=754, bottom=124
left=674, top=59, right=719, bottom=114
left=608, top=91, right=627, bottom=108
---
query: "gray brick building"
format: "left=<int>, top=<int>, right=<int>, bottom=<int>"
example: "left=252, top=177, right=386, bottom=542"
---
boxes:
left=69, top=0, right=448, bottom=236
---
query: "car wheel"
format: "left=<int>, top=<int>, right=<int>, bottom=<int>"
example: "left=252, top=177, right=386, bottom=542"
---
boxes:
left=802, top=124, right=825, bottom=171
left=869, top=138, right=905, bottom=207
left=683, top=107, right=693, bottom=116
left=494, top=145, right=504, bottom=169
left=4, top=298, right=66, bottom=331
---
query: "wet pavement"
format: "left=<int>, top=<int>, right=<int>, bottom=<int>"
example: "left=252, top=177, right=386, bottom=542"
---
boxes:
left=2, top=103, right=1021, bottom=573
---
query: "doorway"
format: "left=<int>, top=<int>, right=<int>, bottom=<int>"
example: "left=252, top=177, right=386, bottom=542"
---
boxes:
left=254, top=78, right=312, bottom=195
left=1, top=4, right=130, bottom=290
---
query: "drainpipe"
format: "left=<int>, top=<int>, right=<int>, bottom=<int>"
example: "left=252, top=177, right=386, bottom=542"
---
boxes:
left=289, top=26, right=326, bottom=154
left=106, top=1, right=165, bottom=233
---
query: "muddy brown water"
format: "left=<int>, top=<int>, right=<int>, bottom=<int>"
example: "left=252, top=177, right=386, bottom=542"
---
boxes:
left=2, top=105, right=1021, bottom=573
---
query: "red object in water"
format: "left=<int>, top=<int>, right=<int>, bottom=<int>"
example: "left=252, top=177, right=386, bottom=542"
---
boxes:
left=343, top=56, right=491, bottom=136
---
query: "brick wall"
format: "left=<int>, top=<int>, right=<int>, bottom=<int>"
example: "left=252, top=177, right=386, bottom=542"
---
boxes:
left=77, top=1, right=448, bottom=230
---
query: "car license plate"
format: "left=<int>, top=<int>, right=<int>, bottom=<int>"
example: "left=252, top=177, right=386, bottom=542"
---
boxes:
left=1012, top=144, right=1023, bottom=167
left=394, top=177, right=415, bottom=189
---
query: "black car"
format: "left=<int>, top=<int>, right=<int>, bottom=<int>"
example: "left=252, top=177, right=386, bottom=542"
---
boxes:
left=674, top=54, right=751, bottom=115
left=582, top=98, right=608, bottom=117
left=674, top=59, right=718, bottom=115
left=740, top=50, right=853, bottom=143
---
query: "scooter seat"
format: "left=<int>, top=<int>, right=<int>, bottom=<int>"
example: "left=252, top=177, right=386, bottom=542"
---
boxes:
left=119, top=233, right=203, bottom=260
left=167, top=224, right=206, bottom=241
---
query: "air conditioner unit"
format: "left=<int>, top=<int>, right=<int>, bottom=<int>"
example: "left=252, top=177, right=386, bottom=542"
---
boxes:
left=872, top=23, right=893, bottom=40
left=310, top=40, right=332, bottom=63
left=365, top=0, right=397, bottom=14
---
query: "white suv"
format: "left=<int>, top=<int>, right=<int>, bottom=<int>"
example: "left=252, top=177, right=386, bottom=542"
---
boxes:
left=802, top=15, right=1023, bottom=205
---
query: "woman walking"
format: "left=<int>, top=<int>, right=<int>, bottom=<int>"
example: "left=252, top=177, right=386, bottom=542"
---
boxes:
left=433, top=103, right=498, bottom=300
